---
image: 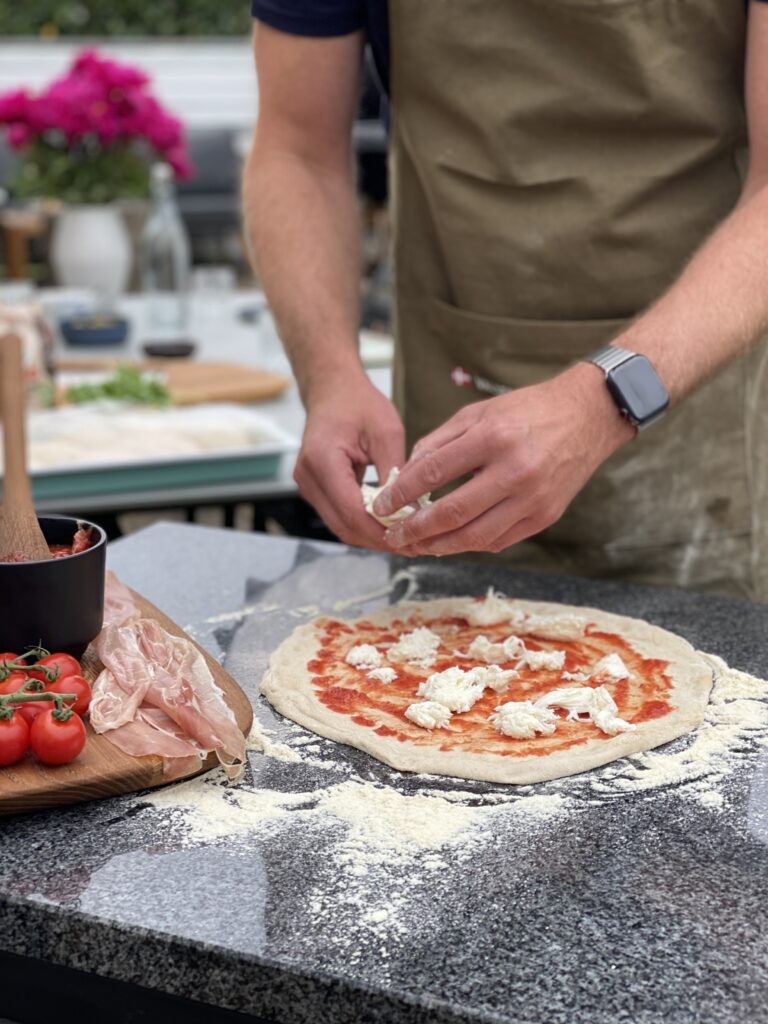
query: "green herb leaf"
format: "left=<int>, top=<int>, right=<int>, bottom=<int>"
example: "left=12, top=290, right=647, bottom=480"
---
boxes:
left=66, top=365, right=172, bottom=406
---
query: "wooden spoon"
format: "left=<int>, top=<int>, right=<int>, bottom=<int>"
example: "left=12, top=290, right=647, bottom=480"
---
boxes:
left=0, top=332, right=51, bottom=561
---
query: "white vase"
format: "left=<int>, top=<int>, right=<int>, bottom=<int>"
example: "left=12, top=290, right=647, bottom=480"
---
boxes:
left=50, top=204, right=133, bottom=310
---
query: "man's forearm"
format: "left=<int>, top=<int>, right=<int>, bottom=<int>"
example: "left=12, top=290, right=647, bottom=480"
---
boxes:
left=610, top=180, right=768, bottom=404
left=242, top=143, right=365, bottom=405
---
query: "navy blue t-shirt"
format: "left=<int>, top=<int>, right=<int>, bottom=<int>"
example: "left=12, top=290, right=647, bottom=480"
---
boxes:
left=251, top=1, right=390, bottom=89
left=251, top=0, right=762, bottom=96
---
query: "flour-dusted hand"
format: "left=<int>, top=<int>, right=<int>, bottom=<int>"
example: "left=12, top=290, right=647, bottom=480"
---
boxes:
left=373, top=363, right=635, bottom=557
left=294, top=372, right=406, bottom=549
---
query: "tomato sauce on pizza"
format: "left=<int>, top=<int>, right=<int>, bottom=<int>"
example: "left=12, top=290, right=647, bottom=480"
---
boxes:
left=308, top=615, right=673, bottom=759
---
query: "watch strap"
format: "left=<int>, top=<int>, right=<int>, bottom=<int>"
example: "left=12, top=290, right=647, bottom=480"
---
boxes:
left=586, top=344, right=635, bottom=376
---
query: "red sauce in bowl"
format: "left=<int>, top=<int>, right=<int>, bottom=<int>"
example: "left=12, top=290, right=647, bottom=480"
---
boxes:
left=1, top=527, right=94, bottom=563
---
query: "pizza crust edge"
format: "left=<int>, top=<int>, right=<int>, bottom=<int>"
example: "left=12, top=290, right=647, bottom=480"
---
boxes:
left=260, top=597, right=714, bottom=785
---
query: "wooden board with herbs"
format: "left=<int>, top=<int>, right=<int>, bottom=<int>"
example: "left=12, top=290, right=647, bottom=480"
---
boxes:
left=56, top=358, right=291, bottom=406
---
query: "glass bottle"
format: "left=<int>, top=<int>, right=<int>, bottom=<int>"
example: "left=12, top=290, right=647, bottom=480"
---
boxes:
left=140, top=162, right=191, bottom=338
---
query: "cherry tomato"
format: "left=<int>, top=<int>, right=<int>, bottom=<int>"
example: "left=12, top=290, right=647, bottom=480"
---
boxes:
left=48, top=675, right=92, bottom=717
left=0, top=671, right=29, bottom=696
left=30, top=709, right=86, bottom=766
left=0, top=673, right=48, bottom=726
left=0, top=711, right=30, bottom=766
left=28, top=652, right=81, bottom=685
left=0, top=653, right=20, bottom=678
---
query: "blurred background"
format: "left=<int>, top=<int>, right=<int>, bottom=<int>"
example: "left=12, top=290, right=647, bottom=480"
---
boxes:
left=0, top=2, right=392, bottom=544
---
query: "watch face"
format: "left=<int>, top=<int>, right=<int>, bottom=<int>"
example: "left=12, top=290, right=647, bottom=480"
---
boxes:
left=606, top=355, right=669, bottom=426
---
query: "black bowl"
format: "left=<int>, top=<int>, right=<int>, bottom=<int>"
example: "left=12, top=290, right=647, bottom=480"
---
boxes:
left=0, top=516, right=107, bottom=659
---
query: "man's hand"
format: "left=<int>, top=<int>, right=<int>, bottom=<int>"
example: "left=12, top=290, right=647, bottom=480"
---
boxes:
left=294, top=372, right=406, bottom=548
left=373, top=363, right=634, bottom=557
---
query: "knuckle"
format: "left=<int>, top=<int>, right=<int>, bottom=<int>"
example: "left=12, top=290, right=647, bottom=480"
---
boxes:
left=546, top=502, right=565, bottom=528
left=487, top=419, right=512, bottom=451
left=535, top=499, right=562, bottom=530
left=383, top=482, right=405, bottom=508
left=462, top=526, right=488, bottom=551
left=420, top=455, right=444, bottom=491
left=514, top=451, right=543, bottom=484
left=385, top=422, right=405, bottom=442
left=438, top=498, right=466, bottom=531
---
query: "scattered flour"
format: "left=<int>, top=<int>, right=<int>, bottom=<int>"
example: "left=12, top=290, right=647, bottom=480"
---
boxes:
left=246, top=719, right=303, bottom=763
left=203, top=602, right=279, bottom=626
left=144, top=774, right=299, bottom=841
left=581, top=654, right=768, bottom=801
left=141, top=653, right=768, bottom=904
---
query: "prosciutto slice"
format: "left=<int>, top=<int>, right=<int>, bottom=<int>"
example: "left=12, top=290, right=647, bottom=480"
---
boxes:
left=92, top=573, right=246, bottom=780
left=103, top=570, right=140, bottom=627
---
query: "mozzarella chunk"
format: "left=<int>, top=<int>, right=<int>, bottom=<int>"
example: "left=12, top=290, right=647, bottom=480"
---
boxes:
left=535, top=685, right=636, bottom=736
left=591, top=653, right=632, bottom=683
left=562, top=670, right=590, bottom=683
left=417, top=666, right=485, bottom=712
left=588, top=685, right=636, bottom=735
left=464, top=588, right=525, bottom=627
left=367, top=666, right=397, bottom=685
left=517, top=647, right=566, bottom=673
left=345, top=644, right=383, bottom=670
left=503, top=635, right=526, bottom=659
left=466, top=634, right=507, bottom=664
left=361, top=467, right=431, bottom=527
left=462, top=633, right=525, bottom=665
left=470, top=664, right=519, bottom=694
left=405, top=700, right=452, bottom=730
left=490, top=700, right=558, bottom=739
left=387, top=626, right=442, bottom=668
left=535, top=686, right=595, bottom=719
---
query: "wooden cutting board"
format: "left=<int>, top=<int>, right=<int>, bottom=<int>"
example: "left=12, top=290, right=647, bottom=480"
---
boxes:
left=0, top=590, right=253, bottom=817
left=56, top=358, right=291, bottom=406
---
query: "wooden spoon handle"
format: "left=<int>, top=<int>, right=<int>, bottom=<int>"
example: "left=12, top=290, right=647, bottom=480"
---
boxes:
left=1, top=333, right=34, bottom=511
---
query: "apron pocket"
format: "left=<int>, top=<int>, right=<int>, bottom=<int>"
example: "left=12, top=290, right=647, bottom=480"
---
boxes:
left=427, top=295, right=628, bottom=388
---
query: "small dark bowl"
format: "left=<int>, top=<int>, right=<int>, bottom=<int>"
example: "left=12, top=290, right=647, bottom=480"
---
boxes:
left=0, top=516, right=107, bottom=659
left=142, top=340, right=196, bottom=359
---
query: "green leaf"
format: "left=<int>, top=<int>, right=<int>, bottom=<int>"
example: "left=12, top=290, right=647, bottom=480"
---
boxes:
left=66, top=365, right=172, bottom=406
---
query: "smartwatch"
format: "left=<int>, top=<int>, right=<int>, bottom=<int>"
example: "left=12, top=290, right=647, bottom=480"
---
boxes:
left=584, top=345, right=669, bottom=431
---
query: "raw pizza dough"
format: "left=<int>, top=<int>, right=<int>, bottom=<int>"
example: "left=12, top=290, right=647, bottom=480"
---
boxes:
left=261, top=597, right=714, bottom=785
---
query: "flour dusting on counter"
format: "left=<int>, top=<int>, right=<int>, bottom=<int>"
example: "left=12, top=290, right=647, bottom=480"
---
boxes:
left=575, top=654, right=768, bottom=808
left=142, top=655, right=768, bottom=862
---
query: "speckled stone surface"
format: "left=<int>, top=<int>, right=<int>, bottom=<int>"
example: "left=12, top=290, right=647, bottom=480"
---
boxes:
left=2, top=522, right=768, bottom=1024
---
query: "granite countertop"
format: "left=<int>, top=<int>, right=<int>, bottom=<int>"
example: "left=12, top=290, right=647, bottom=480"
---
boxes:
left=2, top=522, right=768, bottom=1024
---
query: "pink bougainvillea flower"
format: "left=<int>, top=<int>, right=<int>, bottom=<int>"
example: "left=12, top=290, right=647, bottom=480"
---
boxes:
left=0, top=88, right=31, bottom=124
left=0, top=46, right=191, bottom=182
left=7, top=123, right=33, bottom=149
left=73, top=49, right=149, bottom=91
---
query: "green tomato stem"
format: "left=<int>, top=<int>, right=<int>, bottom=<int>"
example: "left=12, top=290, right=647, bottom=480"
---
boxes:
left=1, top=656, right=60, bottom=683
left=0, top=688, right=77, bottom=712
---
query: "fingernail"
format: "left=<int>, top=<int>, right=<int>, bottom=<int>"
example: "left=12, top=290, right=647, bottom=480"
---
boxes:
left=375, top=491, right=394, bottom=517
left=384, top=526, right=404, bottom=547
left=422, top=543, right=445, bottom=557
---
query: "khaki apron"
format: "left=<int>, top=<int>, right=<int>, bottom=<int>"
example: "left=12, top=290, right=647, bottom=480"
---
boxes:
left=388, top=0, right=766, bottom=600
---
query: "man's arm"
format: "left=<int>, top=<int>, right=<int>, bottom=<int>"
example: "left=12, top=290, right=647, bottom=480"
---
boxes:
left=243, top=22, right=404, bottom=546
left=376, top=3, right=768, bottom=556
